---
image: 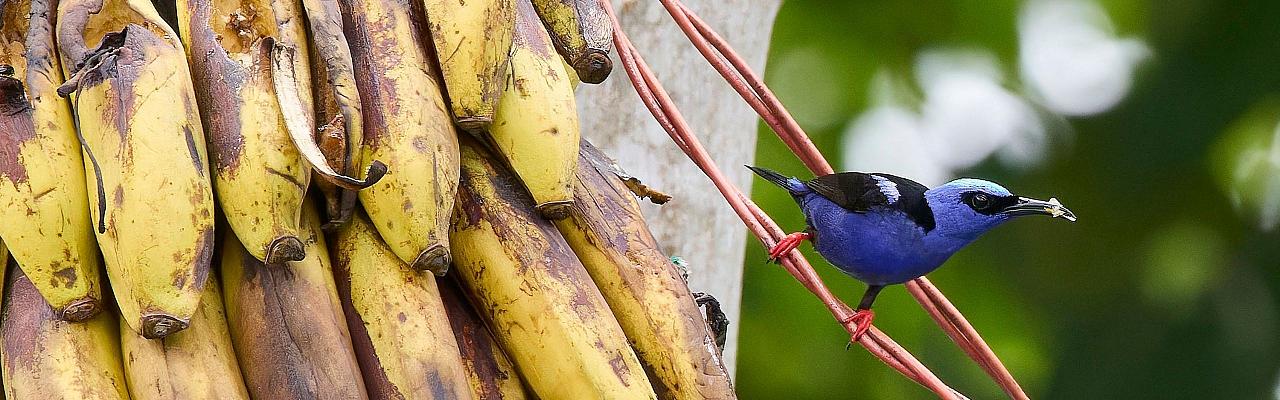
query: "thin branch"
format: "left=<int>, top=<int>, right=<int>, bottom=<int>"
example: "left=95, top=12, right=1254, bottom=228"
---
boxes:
left=648, top=1, right=1029, bottom=398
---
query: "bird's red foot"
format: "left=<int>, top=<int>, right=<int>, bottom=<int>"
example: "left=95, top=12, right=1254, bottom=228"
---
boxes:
left=841, top=309, right=876, bottom=343
left=767, top=232, right=812, bottom=262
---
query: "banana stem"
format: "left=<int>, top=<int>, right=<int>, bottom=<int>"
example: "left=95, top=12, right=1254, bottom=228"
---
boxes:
left=649, top=1, right=1029, bottom=399
left=601, top=1, right=960, bottom=398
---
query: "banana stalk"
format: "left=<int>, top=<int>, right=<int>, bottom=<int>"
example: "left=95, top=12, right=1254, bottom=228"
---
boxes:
left=0, top=0, right=104, bottom=321
left=529, top=0, right=612, bottom=83
left=340, top=0, right=459, bottom=275
left=332, top=211, right=473, bottom=399
left=420, top=0, right=514, bottom=131
left=438, top=277, right=529, bottom=400
left=55, top=0, right=215, bottom=338
left=1, top=263, right=129, bottom=399
left=222, top=200, right=368, bottom=399
left=555, top=141, right=736, bottom=399
left=451, top=139, right=656, bottom=399
left=175, top=0, right=312, bottom=263
left=121, top=278, right=251, bottom=400
left=486, top=0, right=580, bottom=220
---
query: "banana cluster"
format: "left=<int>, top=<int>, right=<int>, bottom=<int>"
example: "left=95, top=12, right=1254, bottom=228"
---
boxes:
left=0, top=0, right=735, bottom=397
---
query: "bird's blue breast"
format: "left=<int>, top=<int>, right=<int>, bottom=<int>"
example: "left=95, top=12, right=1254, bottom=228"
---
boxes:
left=801, top=193, right=956, bottom=285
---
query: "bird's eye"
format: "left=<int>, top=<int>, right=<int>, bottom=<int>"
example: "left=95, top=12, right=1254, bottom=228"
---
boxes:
left=968, top=193, right=992, bottom=210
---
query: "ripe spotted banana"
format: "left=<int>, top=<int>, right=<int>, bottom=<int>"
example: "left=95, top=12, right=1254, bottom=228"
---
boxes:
left=222, top=200, right=368, bottom=399
left=175, top=0, right=312, bottom=263
left=55, top=0, right=215, bottom=338
left=1, top=263, right=129, bottom=399
left=528, top=0, right=612, bottom=83
left=331, top=211, right=473, bottom=399
left=555, top=141, right=737, bottom=399
left=485, top=0, right=580, bottom=220
left=0, top=0, right=103, bottom=321
left=451, top=139, right=656, bottom=399
left=341, top=0, right=459, bottom=275
left=439, top=277, right=529, bottom=400
left=120, top=278, right=251, bottom=400
left=420, top=0, right=514, bottom=132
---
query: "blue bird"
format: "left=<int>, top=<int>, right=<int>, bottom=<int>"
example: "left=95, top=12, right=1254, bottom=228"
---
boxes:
left=748, top=166, right=1076, bottom=339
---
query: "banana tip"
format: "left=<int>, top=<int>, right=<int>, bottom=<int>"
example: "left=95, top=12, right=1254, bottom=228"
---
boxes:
left=455, top=117, right=493, bottom=134
left=59, top=298, right=102, bottom=322
left=265, top=236, right=307, bottom=264
left=536, top=201, right=575, bottom=220
left=141, top=314, right=190, bottom=339
left=575, top=52, right=614, bottom=84
left=413, top=245, right=451, bottom=276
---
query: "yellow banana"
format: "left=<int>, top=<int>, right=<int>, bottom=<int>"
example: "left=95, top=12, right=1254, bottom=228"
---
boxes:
left=451, top=139, right=656, bottom=399
left=344, top=0, right=459, bottom=275
left=55, top=0, right=215, bottom=338
left=0, top=263, right=129, bottom=400
left=222, top=200, right=368, bottom=399
left=121, top=277, right=251, bottom=400
left=529, top=0, right=612, bottom=83
left=420, top=0, right=514, bottom=131
left=332, top=211, right=473, bottom=399
left=555, top=141, right=737, bottom=399
left=0, top=0, right=104, bottom=321
left=175, top=0, right=312, bottom=263
left=439, top=276, right=529, bottom=400
left=486, top=0, right=580, bottom=220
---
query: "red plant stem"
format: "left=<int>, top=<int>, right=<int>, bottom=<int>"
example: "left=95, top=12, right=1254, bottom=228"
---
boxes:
left=602, top=1, right=961, bottom=398
left=650, top=1, right=1029, bottom=398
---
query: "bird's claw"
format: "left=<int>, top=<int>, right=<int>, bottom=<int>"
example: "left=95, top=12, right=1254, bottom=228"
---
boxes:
left=840, top=309, right=875, bottom=348
left=767, top=232, right=812, bottom=262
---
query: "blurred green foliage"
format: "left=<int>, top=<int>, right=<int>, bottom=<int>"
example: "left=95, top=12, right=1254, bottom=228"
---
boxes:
left=738, top=0, right=1280, bottom=398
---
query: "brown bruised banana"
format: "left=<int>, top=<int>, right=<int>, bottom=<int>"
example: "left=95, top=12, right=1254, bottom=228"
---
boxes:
left=55, top=0, right=215, bottom=338
left=420, top=0, right=514, bottom=131
left=1, top=263, right=129, bottom=400
left=0, top=0, right=104, bottom=321
left=221, top=200, right=368, bottom=400
left=485, top=0, right=580, bottom=220
left=528, top=0, right=612, bottom=83
left=120, top=278, right=251, bottom=400
left=174, top=0, right=312, bottom=263
left=331, top=211, right=473, bottom=399
left=438, top=277, right=529, bottom=400
left=339, top=0, right=459, bottom=275
left=451, top=138, right=655, bottom=399
left=554, top=141, right=737, bottom=399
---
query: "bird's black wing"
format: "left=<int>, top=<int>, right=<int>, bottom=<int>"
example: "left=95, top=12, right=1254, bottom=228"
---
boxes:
left=806, top=172, right=936, bottom=231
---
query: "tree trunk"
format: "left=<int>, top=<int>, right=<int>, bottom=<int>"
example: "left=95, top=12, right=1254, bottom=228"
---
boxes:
left=576, top=0, right=781, bottom=373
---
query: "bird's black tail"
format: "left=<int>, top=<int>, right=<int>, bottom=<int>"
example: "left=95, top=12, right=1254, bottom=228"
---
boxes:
left=746, top=165, right=799, bottom=192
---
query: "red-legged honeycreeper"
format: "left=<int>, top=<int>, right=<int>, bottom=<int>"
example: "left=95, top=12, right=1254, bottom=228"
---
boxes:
left=748, top=166, right=1076, bottom=340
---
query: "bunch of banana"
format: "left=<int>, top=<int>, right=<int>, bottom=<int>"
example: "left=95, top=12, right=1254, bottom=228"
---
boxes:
left=484, top=0, right=581, bottom=220
left=221, top=201, right=368, bottom=399
left=438, top=277, right=529, bottom=400
left=528, top=0, right=613, bottom=83
left=339, top=0, right=460, bottom=275
left=54, top=0, right=215, bottom=338
left=420, top=0, right=514, bottom=131
left=331, top=211, right=473, bottom=399
left=1, top=262, right=129, bottom=399
left=120, top=278, right=250, bottom=400
left=451, top=138, right=657, bottom=399
left=0, top=0, right=104, bottom=322
left=174, top=0, right=312, bottom=264
left=556, top=141, right=736, bottom=398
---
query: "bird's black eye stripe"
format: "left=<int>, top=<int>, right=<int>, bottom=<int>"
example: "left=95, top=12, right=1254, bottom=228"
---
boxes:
left=962, top=192, right=1019, bottom=215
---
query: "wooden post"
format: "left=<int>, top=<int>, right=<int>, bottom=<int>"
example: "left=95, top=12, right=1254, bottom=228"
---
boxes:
left=576, top=0, right=781, bottom=373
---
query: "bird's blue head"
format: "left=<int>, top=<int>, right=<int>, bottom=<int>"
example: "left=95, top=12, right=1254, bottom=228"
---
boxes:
left=924, top=178, right=1077, bottom=242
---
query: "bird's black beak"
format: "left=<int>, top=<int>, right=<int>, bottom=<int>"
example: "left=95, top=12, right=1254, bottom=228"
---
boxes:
left=1002, top=196, right=1077, bottom=221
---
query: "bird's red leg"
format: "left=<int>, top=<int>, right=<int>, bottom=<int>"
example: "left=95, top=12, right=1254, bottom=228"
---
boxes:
left=767, top=232, right=811, bottom=262
left=841, top=309, right=876, bottom=343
